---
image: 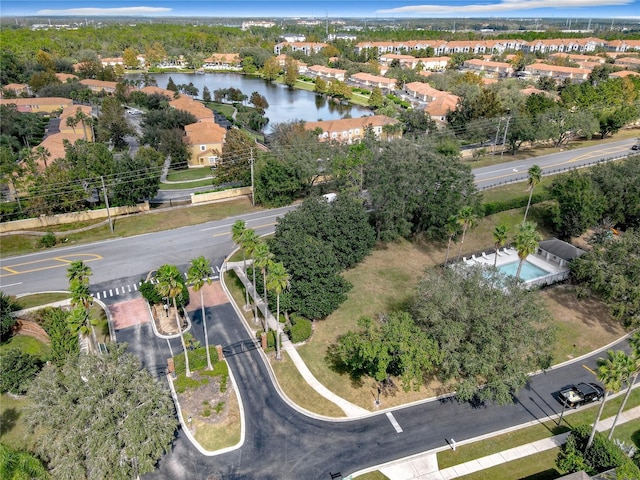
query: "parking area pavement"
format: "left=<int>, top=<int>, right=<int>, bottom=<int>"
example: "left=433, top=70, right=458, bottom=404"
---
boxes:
left=187, top=281, right=228, bottom=309
left=108, top=298, right=151, bottom=330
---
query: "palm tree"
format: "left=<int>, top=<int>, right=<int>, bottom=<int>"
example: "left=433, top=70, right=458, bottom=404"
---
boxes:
left=0, top=443, right=49, bottom=480
left=513, top=222, right=541, bottom=280
left=187, top=256, right=213, bottom=370
left=66, top=114, right=79, bottom=134
left=492, top=224, right=509, bottom=267
left=67, top=260, right=92, bottom=285
left=608, top=332, right=640, bottom=439
left=34, top=145, right=50, bottom=169
left=523, top=164, right=542, bottom=224
left=231, top=220, right=250, bottom=307
left=443, top=215, right=459, bottom=266
left=241, top=228, right=260, bottom=312
left=243, top=233, right=260, bottom=323
left=156, top=264, right=191, bottom=377
left=456, top=206, right=478, bottom=261
left=586, top=350, right=629, bottom=450
left=267, top=262, right=290, bottom=361
left=253, top=242, right=274, bottom=333
left=74, top=109, right=90, bottom=141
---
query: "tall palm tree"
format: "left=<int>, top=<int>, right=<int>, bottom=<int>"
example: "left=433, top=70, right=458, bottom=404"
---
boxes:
left=523, top=164, right=542, bottom=224
left=241, top=228, right=260, bottom=312
left=456, top=206, right=478, bottom=261
left=231, top=220, right=250, bottom=307
left=67, top=261, right=96, bottom=352
left=253, top=242, right=274, bottom=333
left=74, top=109, right=90, bottom=141
left=513, top=222, right=541, bottom=280
left=0, top=443, right=49, bottom=480
left=492, top=224, right=509, bottom=267
left=66, top=114, right=79, bottom=134
left=34, top=145, right=50, bottom=169
left=586, top=350, right=629, bottom=450
left=443, top=215, right=459, bottom=266
left=243, top=233, right=260, bottom=322
left=156, top=264, right=191, bottom=377
left=67, top=260, right=92, bottom=285
left=608, top=332, right=640, bottom=439
left=267, top=262, right=290, bottom=361
left=187, top=256, right=213, bottom=370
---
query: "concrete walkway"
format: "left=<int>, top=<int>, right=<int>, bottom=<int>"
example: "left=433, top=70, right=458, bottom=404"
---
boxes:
left=227, top=261, right=369, bottom=417
left=375, top=404, right=640, bottom=480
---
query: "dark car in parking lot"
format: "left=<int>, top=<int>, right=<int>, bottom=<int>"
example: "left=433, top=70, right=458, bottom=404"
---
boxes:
left=558, top=382, right=604, bottom=408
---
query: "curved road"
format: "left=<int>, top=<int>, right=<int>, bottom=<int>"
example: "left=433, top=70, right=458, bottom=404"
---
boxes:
left=1, top=139, right=636, bottom=479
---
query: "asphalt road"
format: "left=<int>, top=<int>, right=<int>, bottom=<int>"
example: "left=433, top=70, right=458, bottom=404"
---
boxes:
left=0, top=139, right=636, bottom=479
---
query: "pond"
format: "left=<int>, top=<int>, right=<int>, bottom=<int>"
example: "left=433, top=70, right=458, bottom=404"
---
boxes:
left=126, top=72, right=373, bottom=133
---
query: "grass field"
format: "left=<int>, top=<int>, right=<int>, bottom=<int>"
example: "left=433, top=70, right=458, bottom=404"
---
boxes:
left=166, top=168, right=213, bottom=182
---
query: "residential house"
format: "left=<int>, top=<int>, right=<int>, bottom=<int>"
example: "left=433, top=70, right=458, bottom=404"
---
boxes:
left=463, top=59, right=513, bottom=78
left=169, top=95, right=214, bottom=121
left=349, top=73, right=396, bottom=91
left=524, top=63, right=592, bottom=82
left=202, top=53, right=242, bottom=71
left=304, top=115, right=401, bottom=144
left=59, top=105, right=94, bottom=141
left=30, top=132, right=84, bottom=170
left=307, top=65, right=347, bottom=82
left=404, top=82, right=448, bottom=102
left=549, top=53, right=605, bottom=65
left=79, top=79, right=119, bottom=94
left=379, top=54, right=449, bottom=71
left=273, top=42, right=328, bottom=55
left=614, top=57, right=640, bottom=70
left=610, top=70, right=640, bottom=79
left=100, top=57, right=124, bottom=67
left=140, top=86, right=175, bottom=99
left=55, top=73, right=78, bottom=83
left=425, top=94, right=460, bottom=124
left=0, top=97, right=73, bottom=113
left=1, top=83, right=31, bottom=97
left=604, top=39, right=640, bottom=53
left=184, top=119, right=227, bottom=168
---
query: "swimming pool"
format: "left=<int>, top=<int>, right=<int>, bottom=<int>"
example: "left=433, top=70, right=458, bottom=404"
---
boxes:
left=498, top=260, right=550, bottom=281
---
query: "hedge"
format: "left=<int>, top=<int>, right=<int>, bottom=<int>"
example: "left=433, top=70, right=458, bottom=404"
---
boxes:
left=482, top=191, right=552, bottom=216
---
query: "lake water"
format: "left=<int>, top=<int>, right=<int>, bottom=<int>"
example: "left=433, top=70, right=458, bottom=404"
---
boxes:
left=126, top=72, right=372, bottom=133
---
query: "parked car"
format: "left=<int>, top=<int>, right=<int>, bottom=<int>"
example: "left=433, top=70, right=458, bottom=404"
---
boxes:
left=631, top=144, right=639, bottom=150
left=557, top=382, right=604, bottom=408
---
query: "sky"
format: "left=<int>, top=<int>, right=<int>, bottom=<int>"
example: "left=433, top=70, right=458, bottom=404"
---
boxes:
left=1, top=0, right=638, bottom=19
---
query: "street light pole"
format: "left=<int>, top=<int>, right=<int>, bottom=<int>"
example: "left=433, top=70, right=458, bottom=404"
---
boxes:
left=101, top=176, right=114, bottom=232
left=250, top=147, right=255, bottom=207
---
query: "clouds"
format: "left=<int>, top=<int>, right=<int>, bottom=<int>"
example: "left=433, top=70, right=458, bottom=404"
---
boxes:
left=37, top=6, right=172, bottom=16
left=377, top=0, right=635, bottom=16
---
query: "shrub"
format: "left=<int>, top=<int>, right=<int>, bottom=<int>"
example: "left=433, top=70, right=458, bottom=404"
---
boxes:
left=139, top=280, right=162, bottom=304
left=38, top=232, right=56, bottom=248
left=214, top=401, right=225, bottom=414
left=285, top=314, right=312, bottom=343
left=173, top=347, right=210, bottom=374
left=0, top=292, right=21, bottom=342
left=0, top=349, right=43, bottom=394
left=482, top=191, right=551, bottom=216
left=256, top=329, right=276, bottom=350
left=173, top=373, right=207, bottom=394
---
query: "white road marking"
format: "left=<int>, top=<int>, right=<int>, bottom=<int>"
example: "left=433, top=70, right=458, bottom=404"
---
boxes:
left=0, top=282, right=23, bottom=288
left=109, top=289, right=113, bottom=296
left=475, top=164, right=526, bottom=177
left=103, top=290, right=107, bottom=298
left=133, top=283, right=138, bottom=290
left=386, top=412, right=403, bottom=433
left=115, top=287, right=119, bottom=295
left=128, top=285, right=132, bottom=292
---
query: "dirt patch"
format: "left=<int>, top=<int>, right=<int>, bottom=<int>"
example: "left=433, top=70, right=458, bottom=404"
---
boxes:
left=540, top=283, right=627, bottom=362
left=175, top=372, right=233, bottom=433
left=150, top=304, right=184, bottom=335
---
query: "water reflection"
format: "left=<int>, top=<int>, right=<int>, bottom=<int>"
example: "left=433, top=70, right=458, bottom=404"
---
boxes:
left=126, top=72, right=371, bottom=133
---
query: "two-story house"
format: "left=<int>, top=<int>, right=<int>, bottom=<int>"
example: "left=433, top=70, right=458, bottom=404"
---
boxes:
left=304, top=115, right=401, bottom=144
left=184, top=119, right=227, bottom=168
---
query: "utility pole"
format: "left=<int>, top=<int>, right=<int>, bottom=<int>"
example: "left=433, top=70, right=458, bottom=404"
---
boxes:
left=492, top=117, right=502, bottom=155
left=101, top=176, right=114, bottom=232
left=250, top=147, right=255, bottom=207
left=501, top=114, right=511, bottom=160
left=500, top=114, right=511, bottom=159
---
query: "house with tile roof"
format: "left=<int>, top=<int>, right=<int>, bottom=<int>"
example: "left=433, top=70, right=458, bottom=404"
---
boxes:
left=0, top=97, right=73, bottom=113
left=524, top=63, right=592, bottom=82
left=463, top=59, right=513, bottom=77
left=348, top=73, right=396, bottom=91
left=184, top=119, right=227, bottom=168
left=304, top=115, right=401, bottom=144
left=307, top=65, right=347, bottom=82
left=79, top=79, right=119, bottom=94
left=202, top=53, right=242, bottom=71
left=169, top=96, right=213, bottom=121
left=55, top=73, right=79, bottom=83
left=140, top=86, right=175, bottom=99
left=59, top=105, right=95, bottom=141
left=614, top=57, right=640, bottom=69
left=425, top=94, right=460, bottom=124
left=404, top=82, right=448, bottom=102
left=273, top=42, right=328, bottom=55
left=1, top=83, right=31, bottom=97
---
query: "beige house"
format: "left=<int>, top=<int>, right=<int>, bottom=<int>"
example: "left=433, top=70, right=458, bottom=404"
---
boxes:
left=59, top=105, right=94, bottom=141
left=524, top=63, right=592, bottom=82
left=184, top=119, right=227, bottom=167
left=0, top=97, right=73, bottom=113
left=425, top=94, right=460, bottom=124
left=349, top=73, right=397, bottom=91
left=307, top=65, right=347, bottom=82
left=140, top=86, right=175, bottom=99
left=273, top=42, right=328, bottom=55
left=55, top=73, right=79, bottom=83
left=1, top=83, right=31, bottom=96
left=169, top=96, right=214, bottom=121
left=463, top=59, right=513, bottom=77
left=79, top=79, right=119, bottom=94
left=305, top=115, right=401, bottom=144
left=202, top=53, right=242, bottom=70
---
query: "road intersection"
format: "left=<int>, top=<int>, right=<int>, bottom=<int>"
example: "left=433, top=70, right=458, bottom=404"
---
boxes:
left=1, top=139, right=638, bottom=478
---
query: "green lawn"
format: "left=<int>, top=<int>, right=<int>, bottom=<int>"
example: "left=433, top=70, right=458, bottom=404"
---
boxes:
left=166, top=168, right=213, bottom=182
left=0, top=336, right=50, bottom=361
left=0, top=394, right=35, bottom=452
left=14, top=292, right=70, bottom=309
left=455, top=448, right=561, bottom=480
left=159, top=179, right=213, bottom=190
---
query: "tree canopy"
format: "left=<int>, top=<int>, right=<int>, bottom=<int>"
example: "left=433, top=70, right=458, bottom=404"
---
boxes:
left=411, top=266, right=554, bottom=404
left=26, top=344, right=177, bottom=480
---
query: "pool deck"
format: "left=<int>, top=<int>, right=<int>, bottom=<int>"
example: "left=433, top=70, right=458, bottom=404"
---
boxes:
left=463, top=248, right=568, bottom=283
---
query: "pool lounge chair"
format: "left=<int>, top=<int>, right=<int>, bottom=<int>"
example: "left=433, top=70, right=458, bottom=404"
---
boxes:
left=482, top=252, right=489, bottom=260
left=496, top=249, right=505, bottom=257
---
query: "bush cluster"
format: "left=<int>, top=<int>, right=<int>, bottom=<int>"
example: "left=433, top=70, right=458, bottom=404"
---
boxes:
left=482, top=191, right=551, bottom=216
left=286, top=314, right=312, bottom=343
left=38, top=232, right=57, bottom=248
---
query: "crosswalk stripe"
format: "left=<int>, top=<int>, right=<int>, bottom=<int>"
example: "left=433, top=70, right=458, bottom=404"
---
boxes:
left=115, top=287, right=119, bottom=295
left=133, top=283, right=138, bottom=290
left=109, top=289, right=113, bottom=296
left=386, top=412, right=403, bottom=433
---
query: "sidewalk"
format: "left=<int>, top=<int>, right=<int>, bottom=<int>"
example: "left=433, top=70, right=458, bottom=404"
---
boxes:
left=227, top=261, right=369, bottom=417
left=374, top=404, right=640, bottom=480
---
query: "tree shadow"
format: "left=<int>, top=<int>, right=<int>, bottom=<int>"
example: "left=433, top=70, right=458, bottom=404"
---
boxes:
left=631, top=428, right=640, bottom=448
left=519, top=468, right=562, bottom=480
left=325, top=344, right=365, bottom=389
left=0, top=407, right=20, bottom=436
